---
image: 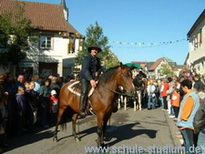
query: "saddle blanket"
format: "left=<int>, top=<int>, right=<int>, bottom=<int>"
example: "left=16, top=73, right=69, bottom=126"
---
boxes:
left=67, top=80, right=95, bottom=97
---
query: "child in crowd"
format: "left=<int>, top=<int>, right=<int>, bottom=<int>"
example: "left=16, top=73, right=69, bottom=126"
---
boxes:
left=15, top=86, right=26, bottom=135
left=50, top=90, right=58, bottom=126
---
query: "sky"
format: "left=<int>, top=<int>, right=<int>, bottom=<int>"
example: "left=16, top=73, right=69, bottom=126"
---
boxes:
left=23, top=0, right=205, bottom=65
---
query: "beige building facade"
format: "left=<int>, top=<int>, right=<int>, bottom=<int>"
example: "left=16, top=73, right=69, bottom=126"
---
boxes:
left=0, top=0, right=83, bottom=77
left=187, top=10, right=205, bottom=75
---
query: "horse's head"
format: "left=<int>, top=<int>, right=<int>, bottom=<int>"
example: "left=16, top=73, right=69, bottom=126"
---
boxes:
left=116, top=63, right=135, bottom=96
left=133, top=70, right=147, bottom=88
left=139, top=70, right=147, bottom=78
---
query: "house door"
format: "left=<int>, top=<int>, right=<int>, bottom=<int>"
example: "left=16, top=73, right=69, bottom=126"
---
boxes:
left=39, top=62, right=58, bottom=77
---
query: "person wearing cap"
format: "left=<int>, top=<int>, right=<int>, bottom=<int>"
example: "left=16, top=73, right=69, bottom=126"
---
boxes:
left=80, top=44, right=102, bottom=117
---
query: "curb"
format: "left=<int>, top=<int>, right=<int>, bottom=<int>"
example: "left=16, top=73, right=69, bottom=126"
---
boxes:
left=163, top=110, right=182, bottom=146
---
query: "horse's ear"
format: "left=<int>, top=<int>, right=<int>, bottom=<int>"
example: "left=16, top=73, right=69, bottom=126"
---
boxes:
left=129, top=65, right=135, bottom=70
left=119, top=62, right=124, bottom=68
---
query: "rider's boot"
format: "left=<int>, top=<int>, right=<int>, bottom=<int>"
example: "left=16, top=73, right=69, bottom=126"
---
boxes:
left=80, top=95, right=87, bottom=118
left=80, top=107, right=86, bottom=118
left=80, top=79, right=89, bottom=118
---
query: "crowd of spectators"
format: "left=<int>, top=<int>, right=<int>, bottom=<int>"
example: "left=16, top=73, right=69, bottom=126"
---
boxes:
left=0, top=73, right=74, bottom=152
left=0, top=70, right=205, bottom=153
left=144, top=73, right=205, bottom=153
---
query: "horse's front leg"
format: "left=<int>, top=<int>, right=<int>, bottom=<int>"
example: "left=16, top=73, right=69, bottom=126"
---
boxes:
left=124, top=96, right=127, bottom=110
left=103, top=115, right=112, bottom=142
left=138, top=91, right=142, bottom=111
left=72, top=113, right=80, bottom=142
left=134, top=91, right=138, bottom=111
left=96, top=114, right=104, bottom=147
left=117, top=95, right=121, bottom=109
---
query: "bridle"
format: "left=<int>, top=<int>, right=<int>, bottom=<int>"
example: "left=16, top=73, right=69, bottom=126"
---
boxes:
left=103, top=71, right=133, bottom=96
left=105, top=86, right=127, bottom=95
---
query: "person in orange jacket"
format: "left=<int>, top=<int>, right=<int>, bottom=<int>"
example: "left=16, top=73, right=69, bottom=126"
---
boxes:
left=171, top=89, right=180, bottom=120
left=177, top=79, right=200, bottom=154
left=160, top=78, right=169, bottom=109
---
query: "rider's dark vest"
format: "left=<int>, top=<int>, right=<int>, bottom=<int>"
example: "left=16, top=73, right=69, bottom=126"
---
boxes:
left=80, top=54, right=101, bottom=81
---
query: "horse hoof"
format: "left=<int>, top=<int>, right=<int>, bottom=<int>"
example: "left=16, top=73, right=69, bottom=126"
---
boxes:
left=100, top=143, right=105, bottom=147
left=53, top=136, right=59, bottom=142
left=75, top=138, right=80, bottom=142
left=95, top=139, right=105, bottom=147
left=104, top=136, right=112, bottom=141
left=95, top=139, right=100, bottom=146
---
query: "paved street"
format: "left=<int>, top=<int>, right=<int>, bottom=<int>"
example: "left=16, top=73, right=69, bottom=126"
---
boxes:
left=3, top=107, right=182, bottom=154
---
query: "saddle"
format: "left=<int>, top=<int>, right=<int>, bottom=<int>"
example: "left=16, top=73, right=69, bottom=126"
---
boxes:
left=67, top=80, right=96, bottom=115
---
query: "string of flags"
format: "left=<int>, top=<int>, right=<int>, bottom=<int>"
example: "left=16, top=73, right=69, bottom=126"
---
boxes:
left=110, top=38, right=187, bottom=48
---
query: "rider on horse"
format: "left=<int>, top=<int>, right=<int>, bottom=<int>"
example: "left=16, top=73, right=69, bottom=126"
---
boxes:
left=79, top=44, right=103, bottom=117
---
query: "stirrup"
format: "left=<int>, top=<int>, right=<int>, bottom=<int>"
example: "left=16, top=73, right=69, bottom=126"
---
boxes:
left=79, top=111, right=86, bottom=118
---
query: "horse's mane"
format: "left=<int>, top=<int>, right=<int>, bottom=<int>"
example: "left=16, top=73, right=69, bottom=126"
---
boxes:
left=98, top=66, right=119, bottom=84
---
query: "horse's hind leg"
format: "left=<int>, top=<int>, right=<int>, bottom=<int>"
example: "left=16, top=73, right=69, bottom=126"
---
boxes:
left=72, top=113, right=80, bottom=142
left=53, top=106, right=66, bottom=141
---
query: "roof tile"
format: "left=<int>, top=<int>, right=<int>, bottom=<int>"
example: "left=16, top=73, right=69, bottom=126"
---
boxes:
left=148, top=58, right=163, bottom=71
left=0, top=0, right=78, bottom=33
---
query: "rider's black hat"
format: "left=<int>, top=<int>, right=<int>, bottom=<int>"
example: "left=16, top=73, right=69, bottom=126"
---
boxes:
left=88, top=44, right=102, bottom=53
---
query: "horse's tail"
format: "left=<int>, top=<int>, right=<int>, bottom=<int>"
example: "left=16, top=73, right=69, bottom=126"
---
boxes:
left=59, top=107, right=74, bottom=131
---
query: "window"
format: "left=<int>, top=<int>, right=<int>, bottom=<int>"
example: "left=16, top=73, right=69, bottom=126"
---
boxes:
left=194, top=36, right=198, bottom=49
left=39, top=35, right=52, bottom=50
left=68, top=34, right=75, bottom=54
left=199, top=29, right=202, bottom=45
left=193, top=29, right=203, bottom=50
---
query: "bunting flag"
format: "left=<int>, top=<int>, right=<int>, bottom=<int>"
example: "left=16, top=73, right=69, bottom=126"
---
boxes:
left=110, top=39, right=186, bottom=48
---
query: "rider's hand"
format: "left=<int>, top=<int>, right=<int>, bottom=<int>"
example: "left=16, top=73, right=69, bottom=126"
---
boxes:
left=90, top=80, right=96, bottom=88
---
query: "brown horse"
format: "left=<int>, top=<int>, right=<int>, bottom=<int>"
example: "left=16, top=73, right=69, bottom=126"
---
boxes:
left=53, top=63, right=135, bottom=146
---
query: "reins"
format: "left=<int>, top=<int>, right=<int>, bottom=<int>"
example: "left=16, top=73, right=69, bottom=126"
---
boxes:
left=103, top=85, right=127, bottom=96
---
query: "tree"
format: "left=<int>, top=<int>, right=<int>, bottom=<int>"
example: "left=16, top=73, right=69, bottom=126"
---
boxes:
left=160, top=63, right=173, bottom=77
left=0, top=2, right=34, bottom=66
left=75, top=22, right=119, bottom=69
